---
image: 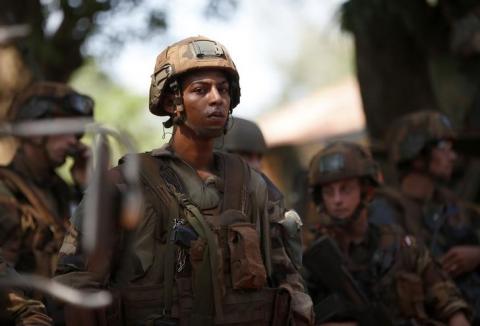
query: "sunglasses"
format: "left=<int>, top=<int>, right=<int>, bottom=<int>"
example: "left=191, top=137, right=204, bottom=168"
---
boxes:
left=16, top=93, right=94, bottom=120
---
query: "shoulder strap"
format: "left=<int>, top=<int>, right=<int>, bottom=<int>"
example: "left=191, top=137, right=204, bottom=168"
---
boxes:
left=0, top=168, right=63, bottom=231
left=218, top=152, right=250, bottom=213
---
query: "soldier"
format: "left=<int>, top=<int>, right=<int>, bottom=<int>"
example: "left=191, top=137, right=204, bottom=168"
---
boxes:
left=305, top=141, right=470, bottom=325
left=386, top=110, right=480, bottom=322
left=55, top=36, right=313, bottom=326
left=0, top=81, right=93, bottom=323
left=219, top=116, right=267, bottom=171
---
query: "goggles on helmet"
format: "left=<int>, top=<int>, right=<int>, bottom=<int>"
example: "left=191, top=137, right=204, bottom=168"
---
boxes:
left=15, top=93, right=94, bottom=121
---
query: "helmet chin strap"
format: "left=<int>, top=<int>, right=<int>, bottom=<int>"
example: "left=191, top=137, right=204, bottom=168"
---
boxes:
left=170, top=80, right=186, bottom=126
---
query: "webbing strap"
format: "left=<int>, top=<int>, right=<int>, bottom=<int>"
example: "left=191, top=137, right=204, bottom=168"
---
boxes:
left=220, top=153, right=247, bottom=212
left=183, top=201, right=223, bottom=320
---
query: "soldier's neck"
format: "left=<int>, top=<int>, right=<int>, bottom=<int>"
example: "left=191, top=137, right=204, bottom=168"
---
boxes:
left=335, top=212, right=369, bottom=254
left=401, top=172, right=435, bottom=201
left=170, top=133, right=215, bottom=177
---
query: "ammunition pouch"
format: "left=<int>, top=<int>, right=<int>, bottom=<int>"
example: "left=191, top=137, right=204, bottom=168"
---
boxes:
left=227, top=222, right=267, bottom=290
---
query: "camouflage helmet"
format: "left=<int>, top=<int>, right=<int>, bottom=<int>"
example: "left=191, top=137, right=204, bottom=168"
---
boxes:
left=9, top=81, right=94, bottom=121
left=149, top=36, right=240, bottom=116
left=308, top=141, right=379, bottom=190
left=220, top=117, right=267, bottom=155
left=389, top=110, right=455, bottom=165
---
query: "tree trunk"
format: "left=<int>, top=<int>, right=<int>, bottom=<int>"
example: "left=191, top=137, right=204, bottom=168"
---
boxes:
left=352, top=12, right=439, bottom=141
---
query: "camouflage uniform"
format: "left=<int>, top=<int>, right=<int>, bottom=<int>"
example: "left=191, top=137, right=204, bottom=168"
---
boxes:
left=0, top=156, right=73, bottom=278
left=0, top=255, right=53, bottom=326
left=55, top=36, right=313, bottom=326
left=305, top=141, right=470, bottom=325
left=383, top=110, right=480, bottom=322
left=308, top=223, right=470, bottom=325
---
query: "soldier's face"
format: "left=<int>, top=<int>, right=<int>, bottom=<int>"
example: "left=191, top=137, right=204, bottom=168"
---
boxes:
left=45, top=133, right=81, bottom=167
left=181, top=69, right=231, bottom=138
left=428, top=140, right=456, bottom=181
left=321, top=178, right=362, bottom=219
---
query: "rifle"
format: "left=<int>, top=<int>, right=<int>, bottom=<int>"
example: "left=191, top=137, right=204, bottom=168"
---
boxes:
left=303, top=235, right=394, bottom=326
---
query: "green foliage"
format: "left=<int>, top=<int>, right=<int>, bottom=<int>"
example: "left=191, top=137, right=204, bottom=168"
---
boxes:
left=69, top=60, right=167, bottom=152
left=0, top=0, right=242, bottom=82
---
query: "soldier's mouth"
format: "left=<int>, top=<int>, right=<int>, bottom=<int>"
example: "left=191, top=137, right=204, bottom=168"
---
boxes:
left=208, top=110, right=226, bottom=118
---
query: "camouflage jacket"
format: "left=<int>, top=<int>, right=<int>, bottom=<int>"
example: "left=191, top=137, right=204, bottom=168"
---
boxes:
left=371, top=184, right=480, bottom=321
left=306, top=223, right=470, bottom=325
left=55, top=146, right=313, bottom=326
left=0, top=157, right=73, bottom=278
left=0, top=255, right=52, bottom=326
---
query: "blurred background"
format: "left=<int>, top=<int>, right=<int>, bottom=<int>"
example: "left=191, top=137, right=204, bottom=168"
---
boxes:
left=1, top=0, right=479, bottom=216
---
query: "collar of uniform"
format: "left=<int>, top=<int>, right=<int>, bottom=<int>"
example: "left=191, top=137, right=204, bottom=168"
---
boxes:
left=151, top=144, right=224, bottom=181
left=349, top=223, right=379, bottom=253
left=150, top=144, right=225, bottom=201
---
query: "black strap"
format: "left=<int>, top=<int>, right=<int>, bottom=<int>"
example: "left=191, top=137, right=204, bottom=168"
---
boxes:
left=219, top=152, right=249, bottom=213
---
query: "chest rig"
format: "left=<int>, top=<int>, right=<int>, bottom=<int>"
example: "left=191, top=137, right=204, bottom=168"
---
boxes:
left=122, top=152, right=282, bottom=326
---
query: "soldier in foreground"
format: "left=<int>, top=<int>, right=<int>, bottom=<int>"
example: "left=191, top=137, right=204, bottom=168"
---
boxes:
left=386, top=111, right=480, bottom=322
left=304, top=141, right=470, bottom=326
left=55, top=36, right=313, bottom=325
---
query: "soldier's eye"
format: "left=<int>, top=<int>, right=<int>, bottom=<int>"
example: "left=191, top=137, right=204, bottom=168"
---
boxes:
left=218, top=86, right=229, bottom=94
left=193, top=87, right=207, bottom=94
left=322, top=187, right=334, bottom=198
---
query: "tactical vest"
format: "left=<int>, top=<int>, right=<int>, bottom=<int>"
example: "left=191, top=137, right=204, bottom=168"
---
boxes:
left=106, top=152, right=291, bottom=326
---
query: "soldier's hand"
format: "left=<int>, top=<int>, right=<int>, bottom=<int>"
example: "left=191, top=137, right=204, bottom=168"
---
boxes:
left=441, top=245, right=480, bottom=277
left=69, top=142, right=91, bottom=189
left=447, top=311, right=470, bottom=326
